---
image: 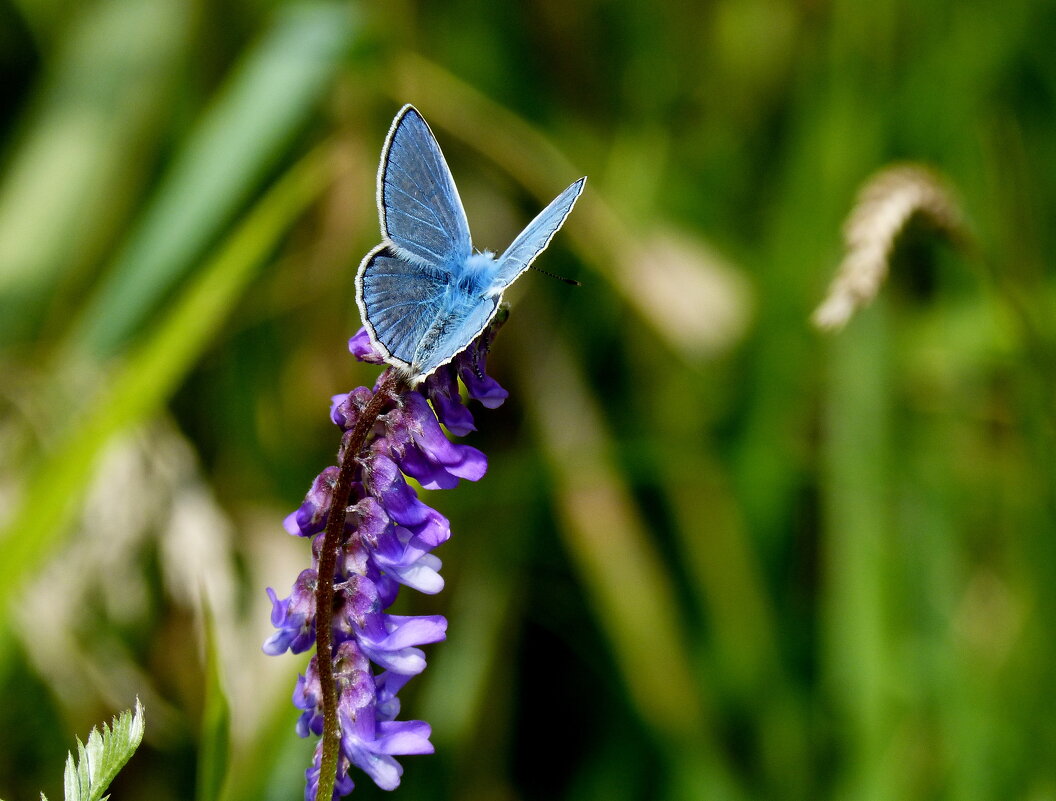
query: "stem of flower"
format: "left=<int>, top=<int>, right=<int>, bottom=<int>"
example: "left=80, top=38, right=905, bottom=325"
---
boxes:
left=314, top=369, right=402, bottom=801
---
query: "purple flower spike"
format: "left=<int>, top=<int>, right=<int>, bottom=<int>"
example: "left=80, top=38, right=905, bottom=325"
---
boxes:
left=266, top=316, right=508, bottom=799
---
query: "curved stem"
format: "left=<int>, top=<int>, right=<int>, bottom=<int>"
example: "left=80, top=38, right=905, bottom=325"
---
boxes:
left=314, top=369, right=401, bottom=801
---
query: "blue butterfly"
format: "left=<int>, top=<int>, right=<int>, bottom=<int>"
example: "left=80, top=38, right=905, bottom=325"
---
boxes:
left=355, top=104, right=586, bottom=383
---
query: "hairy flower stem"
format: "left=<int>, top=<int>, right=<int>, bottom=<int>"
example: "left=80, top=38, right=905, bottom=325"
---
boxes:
left=315, top=369, right=403, bottom=801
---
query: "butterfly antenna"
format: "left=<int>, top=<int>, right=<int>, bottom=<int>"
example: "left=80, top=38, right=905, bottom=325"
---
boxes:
left=529, top=265, right=581, bottom=286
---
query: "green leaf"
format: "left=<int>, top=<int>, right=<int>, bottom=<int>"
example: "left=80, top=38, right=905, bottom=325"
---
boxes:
left=67, top=1, right=358, bottom=360
left=197, top=608, right=231, bottom=801
left=62, top=699, right=145, bottom=801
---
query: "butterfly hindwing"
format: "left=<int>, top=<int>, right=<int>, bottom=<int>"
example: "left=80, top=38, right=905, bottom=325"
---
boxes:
left=412, top=295, right=501, bottom=378
left=380, top=105, right=472, bottom=267
left=356, top=245, right=449, bottom=368
left=491, top=177, right=586, bottom=290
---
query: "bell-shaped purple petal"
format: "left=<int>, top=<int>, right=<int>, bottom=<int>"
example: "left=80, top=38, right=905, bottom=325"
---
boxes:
left=284, top=467, right=338, bottom=537
left=331, top=387, right=374, bottom=430
left=373, top=615, right=448, bottom=649
left=423, top=365, right=476, bottom=436
left=370, top=571, right=401, bottom=609
left=396, top=445, right=461, bottom=490
left=372, top=528, right=445, bottom=595
left=374, top=720, right=434, bottom=755
left=364, top=451, right=433, bottom=526
left=359, top=639, right=426, bottom=675
left=375, top=552, right=441, bottom=595
left=356, top=614, right=447, bottom=675
left=339, top=715, right=434, bottom=791
left=389, top=393, right=488, bottom=488
left=401, top=393, right=475, bottom=465
left=459, top=364, right=508, bottom=408
left=374, top=671, right=413, bottom=722
left=402, top=507, right=450, bottom=548
left=263, top=570, right=318, bottom=655
left=342, top=738, right=403, bottom=791
left=348, top=327, right=385, bottom=364
left=402, top=442, right=488, bottom=489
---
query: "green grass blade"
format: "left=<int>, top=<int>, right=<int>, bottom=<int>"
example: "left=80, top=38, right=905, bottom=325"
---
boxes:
left=821, top=307, right=896, bottom=801
left=197, top=608, right=231, bottom=801
left=67, top=2, right=357, bottom=360
left=507, top=316, right=743, bottom=800
left=0, top=0, right=187, bottom=342
left=0, top=146, right=332, bottom=609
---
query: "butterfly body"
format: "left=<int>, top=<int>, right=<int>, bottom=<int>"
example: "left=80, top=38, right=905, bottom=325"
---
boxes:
left=356, top=105, right=585, bottom=383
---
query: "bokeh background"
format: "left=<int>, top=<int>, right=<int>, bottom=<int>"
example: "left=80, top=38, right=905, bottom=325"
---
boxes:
left=1, top=1, right=1055, bottom=800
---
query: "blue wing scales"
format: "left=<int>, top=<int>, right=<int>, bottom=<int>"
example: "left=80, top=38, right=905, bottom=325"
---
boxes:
left=356, top=245, right=449, bottom=368
left=489, top=177, right=586, bottom=291
left=412, top=296, right=502, bottom=378
left=379, top=105, right=472, bottom=267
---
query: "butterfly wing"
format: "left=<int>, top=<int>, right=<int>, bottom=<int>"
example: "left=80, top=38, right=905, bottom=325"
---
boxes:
left=489, top=177, right=586, bottom=292
left=411, top=295, right=502, bottom=379
left=356, top=245, right=450, bottom=371
left=379, top=105, right=472, bottom=267
left=364, top=105, right=583, bottom=380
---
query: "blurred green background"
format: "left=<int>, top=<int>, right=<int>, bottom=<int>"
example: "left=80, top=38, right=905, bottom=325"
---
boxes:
left=1, top=0, right=1055, bottom=799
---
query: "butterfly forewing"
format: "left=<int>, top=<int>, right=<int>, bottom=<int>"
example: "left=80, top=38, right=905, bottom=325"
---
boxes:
left=380, top=106, right=472, bottom=267
left=491, top=177, right=586, bottom=290
left=357, top=246, right=449, bottom=368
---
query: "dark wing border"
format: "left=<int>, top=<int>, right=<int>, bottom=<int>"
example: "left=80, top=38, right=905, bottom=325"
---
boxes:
left=355, top=243, right=417, bottom=375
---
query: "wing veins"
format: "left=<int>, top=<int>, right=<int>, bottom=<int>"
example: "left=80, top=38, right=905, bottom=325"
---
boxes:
left=371, top=298, right=436, bottom=314
left=384, top=161, right=452, bottom=227
left=366, top=271, right=445, bottom=282
left=384, top=159, right=431, bottom=201
left=384, top=182, right=446, bottom=226
left=384, top=207, right=450, bottom=235
left=374, top=307, right=430, bottom=340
